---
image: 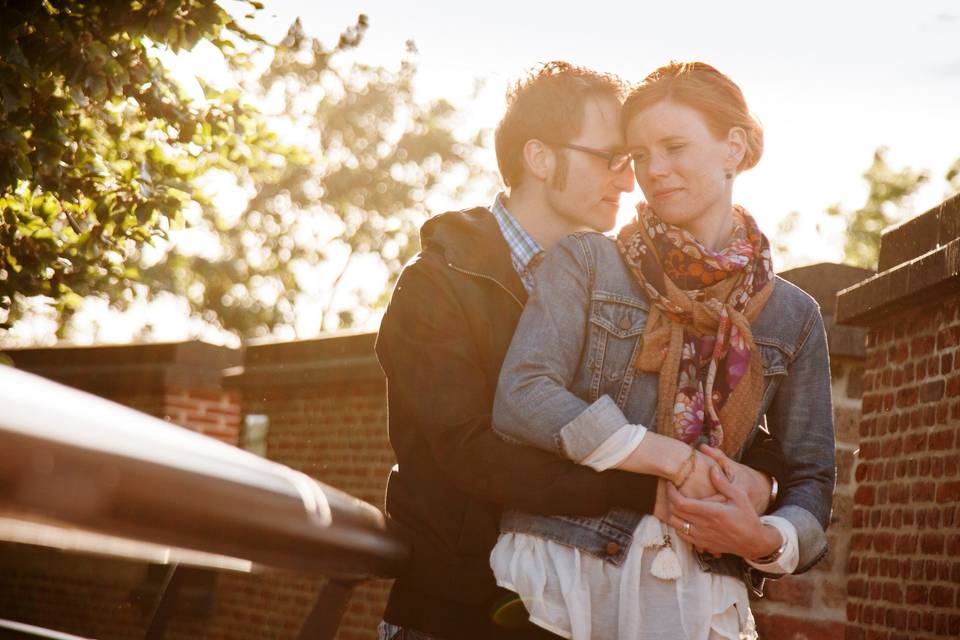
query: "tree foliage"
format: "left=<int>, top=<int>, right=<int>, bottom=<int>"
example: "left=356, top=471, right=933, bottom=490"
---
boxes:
left=0, top=0, right=268, bottom=334
left=1, top=1, right=489, bottom=340
left=826, top=147, right=929, bottom=269
left=947, top=158, right=960, bottom=198
left=143, top=18, right=487, bottom=336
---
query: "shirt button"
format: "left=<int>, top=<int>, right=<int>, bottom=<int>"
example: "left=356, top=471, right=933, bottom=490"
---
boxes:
left=605, top=542, right=620, bottom=555
left=618, top=318, right=632, bottom=331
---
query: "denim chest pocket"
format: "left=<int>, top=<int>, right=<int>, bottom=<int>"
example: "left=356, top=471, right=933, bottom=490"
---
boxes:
left=587, top=295, right=648, bottom=407
left=757, top=339, right=791, bottom=413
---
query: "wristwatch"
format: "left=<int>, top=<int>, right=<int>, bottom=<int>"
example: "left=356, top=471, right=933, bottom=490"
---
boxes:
left=765, top=475, right=779, bottom=514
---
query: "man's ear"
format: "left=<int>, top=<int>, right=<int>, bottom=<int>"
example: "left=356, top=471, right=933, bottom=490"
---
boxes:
left=725, top=127, right=747, bottom=173
left=522, top=139, right=553, bottom=181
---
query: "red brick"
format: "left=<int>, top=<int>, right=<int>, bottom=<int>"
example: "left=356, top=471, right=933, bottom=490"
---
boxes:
left=882, top=581, right=903, bottom=604
left=896, top=387, right=918, bottom=408
left=903, top=432, right=928, bottom=454
left=933, top=457, right=945, bottom=478
left=891, top=342, right=909, bottom=363
left=889, top=483, right=909, bottom=504
left=848, top=555, right=861, bottom=574
left=911, top=480, right=936, bottom=502
left=930, top=428, right=955, bottom=450
left=895, top=533, right=917, bottom=554
left=936, top=480, right=960, bottom=503
left=937, top=401, right=950, bottom=424
left=906, top=584, right=929, bottom=605
left=912, top=335, right=936, bottom=357
left=883, top=392, right=895, bottom=411
left=855, top=485, right=876, bottom=506
left=755, top=615, right=847, bottom=640
left=920, top=379, right=946, bottom=403
left=763, top=576, right=814, bottom=607
left=931, top=585, right=955, bottom=608
left=873, top=531, right=895, bottom=553
left=881, top=436, right=903, bottom=457
left=948, top=454, right=960, bottom=476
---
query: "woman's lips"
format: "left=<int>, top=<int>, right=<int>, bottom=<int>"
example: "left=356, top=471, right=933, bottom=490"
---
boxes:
left=654, top=187, right=683, bottom=199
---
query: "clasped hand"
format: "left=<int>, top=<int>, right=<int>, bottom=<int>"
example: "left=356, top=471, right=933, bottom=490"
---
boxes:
left=653, top=445, right=771, bottom=559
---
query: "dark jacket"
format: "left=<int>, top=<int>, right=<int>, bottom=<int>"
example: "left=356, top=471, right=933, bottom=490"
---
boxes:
left=375, top=207, right=785, bottom=638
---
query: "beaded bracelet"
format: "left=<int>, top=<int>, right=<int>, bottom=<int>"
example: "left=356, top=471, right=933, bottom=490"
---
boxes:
left=673, top=447, right=697, bottom=487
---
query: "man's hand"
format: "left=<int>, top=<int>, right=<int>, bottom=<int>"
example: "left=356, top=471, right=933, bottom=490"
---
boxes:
left=665, top=465, right=782, bottom=559
left=698, top=444, right=773, bottom=515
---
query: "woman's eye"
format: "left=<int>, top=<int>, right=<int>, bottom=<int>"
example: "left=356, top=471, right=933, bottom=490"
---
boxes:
left=667, top=145, right=685, bottom=153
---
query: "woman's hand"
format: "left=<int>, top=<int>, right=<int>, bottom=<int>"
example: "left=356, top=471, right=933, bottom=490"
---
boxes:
left=673, top=448, right=724, bottom=500
left=665, top=464, right=782, bottom=559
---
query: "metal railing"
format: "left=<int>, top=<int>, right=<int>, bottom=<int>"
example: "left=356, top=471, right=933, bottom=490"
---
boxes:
left=0, top=365, right=408, bottom=639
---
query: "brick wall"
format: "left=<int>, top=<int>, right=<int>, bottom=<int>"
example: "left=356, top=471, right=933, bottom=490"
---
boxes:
left=1, top=254, right=897, bottom=639
left=211, top=333, right=395, bottom=640
left=837, top=194, right=960, bottom=639
left=0, top=337, right=394, bottom=640
left=750, top=263, right=871, bottom=640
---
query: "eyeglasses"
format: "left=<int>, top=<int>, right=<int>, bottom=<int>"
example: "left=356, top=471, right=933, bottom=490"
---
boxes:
left=549, top=143, right=633, bottom=173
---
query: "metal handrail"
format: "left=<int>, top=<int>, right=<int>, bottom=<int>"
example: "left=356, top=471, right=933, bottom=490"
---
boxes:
left=0, top=365, right=408, bottom=638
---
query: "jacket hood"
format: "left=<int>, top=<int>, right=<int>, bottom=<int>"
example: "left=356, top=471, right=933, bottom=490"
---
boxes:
left=419, top=207, right=527, bottom=304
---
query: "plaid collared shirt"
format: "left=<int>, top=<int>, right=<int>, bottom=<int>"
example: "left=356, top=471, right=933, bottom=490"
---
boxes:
left=489, top=192, right=544, bottom=293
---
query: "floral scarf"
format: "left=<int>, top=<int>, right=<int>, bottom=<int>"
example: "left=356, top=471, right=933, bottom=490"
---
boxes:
left=616, top=203, right=775, bottom=457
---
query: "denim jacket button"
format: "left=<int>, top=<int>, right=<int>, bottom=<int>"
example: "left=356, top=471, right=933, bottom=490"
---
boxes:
left=618, top=318, right=632, bottom=331
left=605, top=541, right=620, bottom=555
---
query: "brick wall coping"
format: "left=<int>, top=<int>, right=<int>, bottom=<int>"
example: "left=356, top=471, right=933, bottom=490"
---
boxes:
left=780, top=263, right=872, bottom=358
left=877, top=192, right=960, bottom=272
left=224, top=331, right=382, bottom=390
left=837, top=195, right=960, bottom=326
left=2, top=341, right=242, bottom=393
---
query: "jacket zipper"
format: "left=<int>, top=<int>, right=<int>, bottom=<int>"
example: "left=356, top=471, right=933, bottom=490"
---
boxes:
left=447, top=263, right=524, bottom=310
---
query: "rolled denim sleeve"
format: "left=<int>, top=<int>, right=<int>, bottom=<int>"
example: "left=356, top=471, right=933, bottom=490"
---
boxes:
left=493, top=234, right=631, bottom=461
left=765, top=309, right=836, bottom=573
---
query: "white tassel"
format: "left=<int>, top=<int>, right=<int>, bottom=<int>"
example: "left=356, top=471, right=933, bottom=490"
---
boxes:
left=650, top=534, right=682, bottom=580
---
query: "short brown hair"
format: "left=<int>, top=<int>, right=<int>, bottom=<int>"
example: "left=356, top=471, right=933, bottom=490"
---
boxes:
left=622, top=61, right=763, bottom=172
left=495, top=61, right=623, bottom=188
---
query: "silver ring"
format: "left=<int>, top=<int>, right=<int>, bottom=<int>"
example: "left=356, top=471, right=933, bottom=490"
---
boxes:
left=681, top=521, right=692, bottom=536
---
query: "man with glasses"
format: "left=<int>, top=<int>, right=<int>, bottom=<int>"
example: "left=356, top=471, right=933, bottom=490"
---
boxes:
left=374, top=61, right=782, bottom=639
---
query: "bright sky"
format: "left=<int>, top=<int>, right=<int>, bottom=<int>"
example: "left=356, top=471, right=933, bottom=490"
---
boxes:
left=7, top=1, right=959, bottom=346
left=243, top=0, right=960, bottom=264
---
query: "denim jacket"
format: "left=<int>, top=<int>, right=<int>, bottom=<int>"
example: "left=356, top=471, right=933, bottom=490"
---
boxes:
left=492, top=231, right=835, bottom=580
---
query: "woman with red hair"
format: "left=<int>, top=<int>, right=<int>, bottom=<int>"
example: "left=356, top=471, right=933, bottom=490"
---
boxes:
left=492, top=62, right=835, bottom=639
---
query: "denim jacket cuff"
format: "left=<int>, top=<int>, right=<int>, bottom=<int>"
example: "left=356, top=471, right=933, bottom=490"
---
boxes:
left=558, top=395, right=630, bottom=462
left=770, top=503, right=828, bottom=573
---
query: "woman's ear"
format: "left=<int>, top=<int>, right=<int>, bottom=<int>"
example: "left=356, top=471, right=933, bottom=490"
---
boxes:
left=522, top=139, right=553, bottom=182
left=725, top=127, right=747, bottom=174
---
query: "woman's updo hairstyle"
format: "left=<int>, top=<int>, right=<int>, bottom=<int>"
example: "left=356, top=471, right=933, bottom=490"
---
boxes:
left=622, top=61, right=764, bottom=173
